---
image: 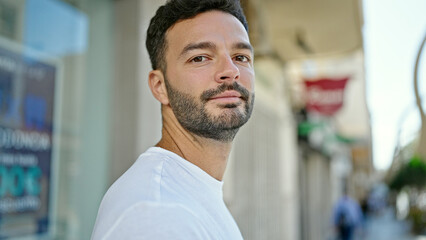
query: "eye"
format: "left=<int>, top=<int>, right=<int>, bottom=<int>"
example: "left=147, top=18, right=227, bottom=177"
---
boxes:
left=190, top=56, right=209, bottom=63
left=234, top=55, right=250, bottom=63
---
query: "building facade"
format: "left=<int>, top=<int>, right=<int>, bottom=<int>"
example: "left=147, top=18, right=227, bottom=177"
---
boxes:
left=0, top=0, right=372, bottom=239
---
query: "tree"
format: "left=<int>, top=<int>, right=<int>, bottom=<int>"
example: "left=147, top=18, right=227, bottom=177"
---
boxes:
left=389, top=156, right=426, bottom=190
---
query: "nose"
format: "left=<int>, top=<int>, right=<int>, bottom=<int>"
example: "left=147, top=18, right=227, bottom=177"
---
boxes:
left=215, top=55, right=240, bottom=83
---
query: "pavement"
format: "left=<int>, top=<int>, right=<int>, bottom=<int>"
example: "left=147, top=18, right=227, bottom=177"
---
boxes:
left=363, top=207, right=425, bottom=240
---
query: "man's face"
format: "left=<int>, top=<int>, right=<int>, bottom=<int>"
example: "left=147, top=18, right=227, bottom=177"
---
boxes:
left=164, top=10, right=255, bottom=142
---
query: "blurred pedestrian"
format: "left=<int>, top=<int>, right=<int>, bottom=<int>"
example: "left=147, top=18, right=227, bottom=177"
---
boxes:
left=332, top=191, right=363, bottom=240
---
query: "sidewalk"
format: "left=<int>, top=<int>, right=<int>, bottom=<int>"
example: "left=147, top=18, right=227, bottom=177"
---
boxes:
left=363, top=207, right=418, bottom=240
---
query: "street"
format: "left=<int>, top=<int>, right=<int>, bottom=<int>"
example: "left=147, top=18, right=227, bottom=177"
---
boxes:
left=363, top=207, right=423, bottom=240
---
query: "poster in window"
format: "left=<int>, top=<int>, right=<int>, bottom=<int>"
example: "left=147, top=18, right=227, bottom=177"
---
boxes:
left=0, top=38, right=58, bottom=239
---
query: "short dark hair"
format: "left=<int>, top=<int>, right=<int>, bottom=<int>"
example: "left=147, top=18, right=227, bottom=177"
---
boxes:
left=146, top=0, right=248, bottom=72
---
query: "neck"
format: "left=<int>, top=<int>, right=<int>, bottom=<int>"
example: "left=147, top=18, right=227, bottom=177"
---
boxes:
left=156, top=108, right=233, bottom=181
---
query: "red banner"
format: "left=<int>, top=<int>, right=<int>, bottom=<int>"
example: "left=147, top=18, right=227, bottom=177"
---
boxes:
left=304, top=77, right=349, bottom=116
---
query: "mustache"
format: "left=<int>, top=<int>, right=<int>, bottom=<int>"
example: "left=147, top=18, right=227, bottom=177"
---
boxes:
left=200, top=82, right=250, bottom=102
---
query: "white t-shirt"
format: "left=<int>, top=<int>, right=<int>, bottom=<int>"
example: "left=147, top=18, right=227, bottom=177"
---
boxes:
left=91, top=147, right=243, bottom=240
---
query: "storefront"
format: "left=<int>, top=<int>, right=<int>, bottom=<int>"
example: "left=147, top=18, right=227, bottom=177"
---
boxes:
left=0, top=0, right=164, bottom=239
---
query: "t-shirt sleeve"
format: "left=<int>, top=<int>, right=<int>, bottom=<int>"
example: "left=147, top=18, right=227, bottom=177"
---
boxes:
left=98, top=202, right=211, bottom=240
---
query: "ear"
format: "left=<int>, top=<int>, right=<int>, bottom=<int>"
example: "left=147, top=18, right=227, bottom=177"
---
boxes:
left=148, top=70, right=169, bottom=105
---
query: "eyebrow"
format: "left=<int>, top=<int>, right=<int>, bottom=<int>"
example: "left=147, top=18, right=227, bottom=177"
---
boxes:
left=232, top=42, right=253, bottom=54
left=179, top=42, right=216, bottom=58
left=179, top=41, right=254, bottom=58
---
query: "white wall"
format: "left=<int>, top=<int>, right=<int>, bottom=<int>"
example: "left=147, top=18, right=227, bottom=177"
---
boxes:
left=226, top=57, right=300, bottom=240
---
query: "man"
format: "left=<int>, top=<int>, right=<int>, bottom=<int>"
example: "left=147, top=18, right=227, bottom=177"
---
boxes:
left=332, top=190, right=363, bottom=240
left=91, top=0, right=255, bottom=239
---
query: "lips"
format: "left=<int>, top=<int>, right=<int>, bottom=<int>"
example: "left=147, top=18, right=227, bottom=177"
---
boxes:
left=201, top=82, right=250, bottom=103
left=209, top=90, right=242, bottom=100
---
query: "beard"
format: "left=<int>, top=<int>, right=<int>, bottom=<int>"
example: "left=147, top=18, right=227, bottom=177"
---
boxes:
left=164, top=79, right=254, bottom=142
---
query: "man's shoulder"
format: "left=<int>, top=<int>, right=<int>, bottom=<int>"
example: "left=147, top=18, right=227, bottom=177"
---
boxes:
left=110, top=149, right=167, bottom=193
left=92, top=148, right=191, bottom=239
left=93, top=201, right=211, bottom=240
left=99, top=147, right=179, bottom=207
left=116, top=201, right=203, bottom=225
